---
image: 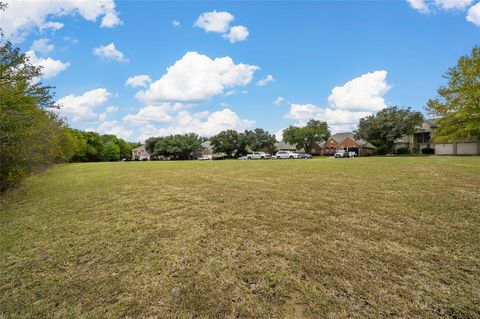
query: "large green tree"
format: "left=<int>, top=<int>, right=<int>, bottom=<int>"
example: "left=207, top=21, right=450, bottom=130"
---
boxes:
left=0, top=40, right=75, bottom=190
left=283, top=119, right=330, bottom=152
left=210, top=130, right=241, bottom=157
left=426, top=46, right=480, bottom=142
left=148, top=133, right=202, bottom=160
left=355, top=106, right=423, bottom=154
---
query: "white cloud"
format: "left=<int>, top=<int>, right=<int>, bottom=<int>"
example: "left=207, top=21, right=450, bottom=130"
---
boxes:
left=136, top=51, right=259, bottom=103
left=327, top=70, right=391, bottom=112
left=256, top=74, right=274, bottom=86
left=2, top=0, right=122, bottom=42
left=26, top=50, right=70, bottom=79
left=434, top=0, right=473, bottom=10
left=223, top=25, right=249, bottom=43
left=101, top=10, right=123, bottom=28
left=137, top=108, right=254, bottom=139
left=98, top=105, right=118, bottom=121
left=274, top=129, right=285, bottom=141
left=93, top=43, right=128, bottom=62
left=122, top=104, right=184, bottom=124
left=31, top=38, right=54, bottom=53
left=98, top=121, right=133, bottom=140
left=282, top=70, right=392, bottom=133
left=172, top=20, right=181, bottom=27
left=125, top=75, right=152, bottom=88
left=407, top=0, right=430, bottom=13
left=55, top=88, right=111, bottom=122
left=224, top=90, right=236, bottom=97
left=93, top=42, right=128, bottom=62
left=283, top=103, right=372, bottom=133
left=273, top=97, right=286, bottom=105
left=467, top=2, right=480, bottom=26
left=194, top=11, right=234, bottom=33
left=407, top=0, right=475, bottom=15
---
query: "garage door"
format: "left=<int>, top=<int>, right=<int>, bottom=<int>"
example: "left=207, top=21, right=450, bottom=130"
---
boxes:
left=435, top=143, right=454, bottom=155
left=457, top=143, right=478, bottom=155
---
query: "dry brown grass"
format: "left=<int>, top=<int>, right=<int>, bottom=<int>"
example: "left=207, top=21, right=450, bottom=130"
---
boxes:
left=1, top=157, right=479, bottom=318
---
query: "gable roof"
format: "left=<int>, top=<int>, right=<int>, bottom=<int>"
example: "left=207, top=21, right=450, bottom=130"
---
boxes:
left=132, top=145, right=147, bottom=152
left=275, top=141, right=297, bottom=150
left=330, top=132, right=355, bottom=143
left=201, top=141, right=212, bottom=150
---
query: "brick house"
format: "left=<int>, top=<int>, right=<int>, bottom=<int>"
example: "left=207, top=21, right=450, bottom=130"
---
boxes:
left=318, top=132, right=376, bottom=156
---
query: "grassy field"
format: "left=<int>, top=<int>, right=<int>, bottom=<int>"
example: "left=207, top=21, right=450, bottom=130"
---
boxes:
left=1, top=157, right=479, bottom=318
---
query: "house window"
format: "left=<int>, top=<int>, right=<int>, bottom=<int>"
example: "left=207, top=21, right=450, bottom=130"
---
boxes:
left=416, top=132, right=430, bottom=144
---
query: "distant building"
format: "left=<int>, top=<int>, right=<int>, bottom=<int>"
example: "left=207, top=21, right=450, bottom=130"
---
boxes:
left=394, top=120, right=479, bottom=155
left=200, top=141, right=227, bottom=159
left=274, top=141, right=298, bottom=151
left=318, top=132, right=376, bottom=156
left=132, top=145, right=150, bottom=160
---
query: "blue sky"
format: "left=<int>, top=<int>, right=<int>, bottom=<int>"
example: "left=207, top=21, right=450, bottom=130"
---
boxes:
left=2, top=0, right=479, bottom=141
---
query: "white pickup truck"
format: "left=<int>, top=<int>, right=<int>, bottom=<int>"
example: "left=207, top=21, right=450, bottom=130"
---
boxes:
left=246, top=151, right=271, bottom=160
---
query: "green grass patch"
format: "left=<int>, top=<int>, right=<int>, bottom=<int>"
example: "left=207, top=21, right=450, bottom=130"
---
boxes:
left=1, top=157, right=479, bottom=318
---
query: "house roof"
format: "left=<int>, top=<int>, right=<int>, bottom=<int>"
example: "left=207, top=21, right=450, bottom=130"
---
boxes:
left=322, top=132, right=376, bottom=149
left=275, top=141, right=297, bottom=150
left=201, top=141, right=212, bottom=150
left=394, top=135, right=410, bottom=144
left=330, top=132, right=355, bottom=143
left=356, top=139, right=376, bottom=149
left=132, top=145, right=146, bottom=152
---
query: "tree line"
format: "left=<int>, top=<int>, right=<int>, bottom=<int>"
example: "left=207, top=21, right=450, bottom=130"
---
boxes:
left=0, top=40, right=138, bottom=191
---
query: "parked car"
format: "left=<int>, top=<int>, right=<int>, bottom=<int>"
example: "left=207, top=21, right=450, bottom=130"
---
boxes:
left=238, top=156, right=248, bottom=160
left=334, top=149, right=347, bottom=158
left=246, top=151, right=271, bottom=160
left=274, top=151, right=300, bottom=159
left=334, top=150, right=356, bottom=158
left=198, top=155, right=212, bottom=160
left=298, top=153, right=313, bottom=159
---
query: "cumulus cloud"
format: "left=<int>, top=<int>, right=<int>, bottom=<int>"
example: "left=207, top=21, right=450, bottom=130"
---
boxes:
left=407, top=0, right=477, bottom=22
left=223, top=25, right=249, bottom=43
left=26, top=50, right=70, bottom=79
left=194, top=11, right=234, bottom=33
left=434, top=0, right=473, bottom=10
left=136, top=108, right=254, bottom=140
left=282, top=70, right=392, bottom=133
left=467, top=2, right=480, bottom=26
left=407, top=0, right=430, bottom=13
left=96, top=120, right=133, bottom=140
left=2, top=0, right=122, bottom=42
left=273, top=97, right=286, bottom=105
left=256, top=74, right=274, bottom=86
left=125, top=75, right=152, bottom=88
left=93, top=43, right=128, bottom=62
left=172, top=20, right=181, bottom=27
left=194, top=11, right=249, bottom=43
left=136, top=51, right=259, bottom=103
left=55, top=88, right=111, bottom=122
left=101, top=10, right=123, bottom=28
left=283, top=103, right=372, bottom=133
left=122, top=103, right=187, bottom=124
left=327, top=70, right=391, bottom=112
left=31, top=38, right=54, bottom=53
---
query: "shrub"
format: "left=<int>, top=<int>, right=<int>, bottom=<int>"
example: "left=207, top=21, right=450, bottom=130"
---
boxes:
left=374, top=146, right=387, bottom=155
left=394, top=147, right=410, bottom=155
left=421, top=147, right=435, bottom=154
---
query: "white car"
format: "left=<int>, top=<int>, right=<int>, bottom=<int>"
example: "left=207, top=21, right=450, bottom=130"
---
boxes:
left=274, top=151, right=300, bottom=159
left=246, top=151, right=271, bottom=160
left=198, top=155, right=212, bottom=160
